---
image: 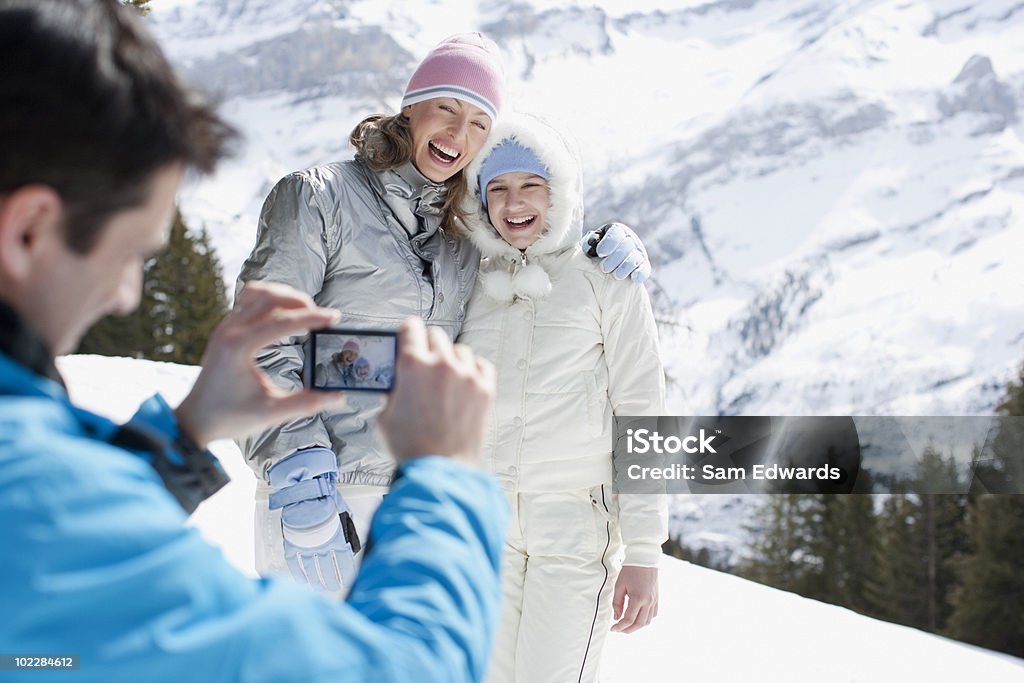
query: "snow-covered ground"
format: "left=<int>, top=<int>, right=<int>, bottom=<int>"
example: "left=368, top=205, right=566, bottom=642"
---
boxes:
left=58, top=356, right=1024, bottom=681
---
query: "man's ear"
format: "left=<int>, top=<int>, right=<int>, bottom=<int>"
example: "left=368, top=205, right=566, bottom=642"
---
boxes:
left=0, top=185, right=64, bottom=283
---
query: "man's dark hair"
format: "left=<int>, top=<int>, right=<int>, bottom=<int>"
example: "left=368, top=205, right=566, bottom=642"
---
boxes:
left=0, top=0, right=237, bottom=253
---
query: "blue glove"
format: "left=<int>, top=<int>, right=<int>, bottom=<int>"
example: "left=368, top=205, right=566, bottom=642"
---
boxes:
left=267, top=447, right=361, bottom=592
left=580, top=221, right=652, bottom=283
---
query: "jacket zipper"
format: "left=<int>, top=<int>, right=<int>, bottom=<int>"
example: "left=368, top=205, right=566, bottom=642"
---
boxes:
left=510, top=252, right=528, bottom=303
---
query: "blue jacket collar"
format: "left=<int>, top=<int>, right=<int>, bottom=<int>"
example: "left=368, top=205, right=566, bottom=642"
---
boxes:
left=0, top=298, right=63, bottom=387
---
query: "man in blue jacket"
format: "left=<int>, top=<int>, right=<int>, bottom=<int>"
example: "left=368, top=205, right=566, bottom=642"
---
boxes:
left=0, top=1, right=507, bottom=681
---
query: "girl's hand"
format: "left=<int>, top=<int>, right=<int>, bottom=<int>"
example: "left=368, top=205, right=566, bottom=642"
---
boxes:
left=611, top=565, right=659, bottom=633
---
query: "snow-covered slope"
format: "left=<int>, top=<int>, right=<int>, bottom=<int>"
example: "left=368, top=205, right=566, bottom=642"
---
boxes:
left=58, top=356, right=1024, bottom=681
left=602, top=551, right=1024, bottom=682
left=145, top=0, right=1024, bottom=419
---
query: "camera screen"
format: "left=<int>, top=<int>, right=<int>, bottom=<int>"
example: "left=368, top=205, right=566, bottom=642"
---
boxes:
left=308, top=330, right=397, bottom=392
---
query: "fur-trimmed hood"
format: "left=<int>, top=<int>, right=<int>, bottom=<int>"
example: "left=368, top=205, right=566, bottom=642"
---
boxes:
left=460, top=112, right=583, bottom=261
left=459, top=112, right=583, bottom=302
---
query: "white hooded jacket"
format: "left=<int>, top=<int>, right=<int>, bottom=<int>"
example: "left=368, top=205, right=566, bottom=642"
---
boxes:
left=456, top=113, right=667, bottom=566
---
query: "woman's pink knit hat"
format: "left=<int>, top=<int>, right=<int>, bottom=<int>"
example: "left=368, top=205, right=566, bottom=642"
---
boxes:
left=401, top=33, right=505, bottom=122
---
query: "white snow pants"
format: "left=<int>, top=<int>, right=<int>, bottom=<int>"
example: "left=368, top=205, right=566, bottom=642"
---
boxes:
left=486, top=484, right=623, bottom=683
left=254, top=483, right=386, bottom=597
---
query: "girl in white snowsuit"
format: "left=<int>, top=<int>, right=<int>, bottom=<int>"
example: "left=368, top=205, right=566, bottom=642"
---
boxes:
left=457, top=113, right=668, bottom=683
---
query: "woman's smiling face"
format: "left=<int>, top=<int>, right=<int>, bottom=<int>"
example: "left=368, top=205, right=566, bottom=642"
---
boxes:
left=403, top=98, right=491, bottom=182
left=485, top=172, right=550, bottom=251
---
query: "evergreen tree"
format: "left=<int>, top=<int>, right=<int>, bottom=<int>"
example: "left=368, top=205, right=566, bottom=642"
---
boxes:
left=825, top=493, right=877, bottom=614
left=792, top=495, right=831, bottom=601
left=946, top=495, right=1024, bottom=656
left=866, top=494, right=926, bottom=626
left=916, top=451, right=965, bottom=632
left=946, top=369, right=1024, bottom=656
left=982, top=363, right=1024, bottom=492
left=996, top=363, right=1024, bottom=416
left=740, top=495, right=815, bottom=594
left=741, top=492, right=876, bottom=612
left=146, top=217, right=227, bottom=364
left=79, top=211, right=227, bottom=365
left=663, top=535, right=724, bottom=572
left=866, top=449, right=963, bottom=632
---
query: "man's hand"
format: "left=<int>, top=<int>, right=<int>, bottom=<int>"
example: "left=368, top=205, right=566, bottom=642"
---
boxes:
left=377, top=318, right=496, bottom=465
left=175, top=281, right=347, bottom=446
left=611, top=565, right=659, bottom=633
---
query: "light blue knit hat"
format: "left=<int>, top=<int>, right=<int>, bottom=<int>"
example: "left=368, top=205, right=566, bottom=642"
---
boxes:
left=477, top=139, right=550, bottom=208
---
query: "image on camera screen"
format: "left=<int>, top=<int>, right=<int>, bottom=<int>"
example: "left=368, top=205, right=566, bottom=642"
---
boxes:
left=311, top=331, right=396, bottom=391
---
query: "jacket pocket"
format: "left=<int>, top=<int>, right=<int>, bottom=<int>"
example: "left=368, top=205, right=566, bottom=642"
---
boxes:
left=588, top=484, right=619, bottom=526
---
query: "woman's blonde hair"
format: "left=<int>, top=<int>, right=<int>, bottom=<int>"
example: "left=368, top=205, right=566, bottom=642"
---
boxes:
left=349, top=112, right=471, bottom=236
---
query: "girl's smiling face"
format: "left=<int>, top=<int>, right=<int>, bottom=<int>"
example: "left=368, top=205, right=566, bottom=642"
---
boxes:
left=485, top=172, right=550, bottom=251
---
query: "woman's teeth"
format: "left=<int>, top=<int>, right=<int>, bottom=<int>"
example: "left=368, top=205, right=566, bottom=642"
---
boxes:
left=429, top=140, right=459, bottom=163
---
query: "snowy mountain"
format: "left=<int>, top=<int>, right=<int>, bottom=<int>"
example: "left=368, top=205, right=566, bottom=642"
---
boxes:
left=144, top=0, right=1024, bottom=562
left=147, top=0, right=1024, bottom=417
left=58, top=355, right=1024, bottom=681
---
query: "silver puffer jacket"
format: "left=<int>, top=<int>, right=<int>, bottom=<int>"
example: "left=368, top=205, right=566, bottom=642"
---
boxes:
left=236, top=158, right=479, bottom=486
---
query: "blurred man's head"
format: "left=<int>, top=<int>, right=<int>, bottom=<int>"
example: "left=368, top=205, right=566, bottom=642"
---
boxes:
left=0, top=0, right=235, bottom=355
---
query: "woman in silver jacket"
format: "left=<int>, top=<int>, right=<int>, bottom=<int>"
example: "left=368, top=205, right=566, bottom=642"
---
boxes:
left=236, top=34, right=650, bottom=595
left=457, top=113, right=667, bottom=683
